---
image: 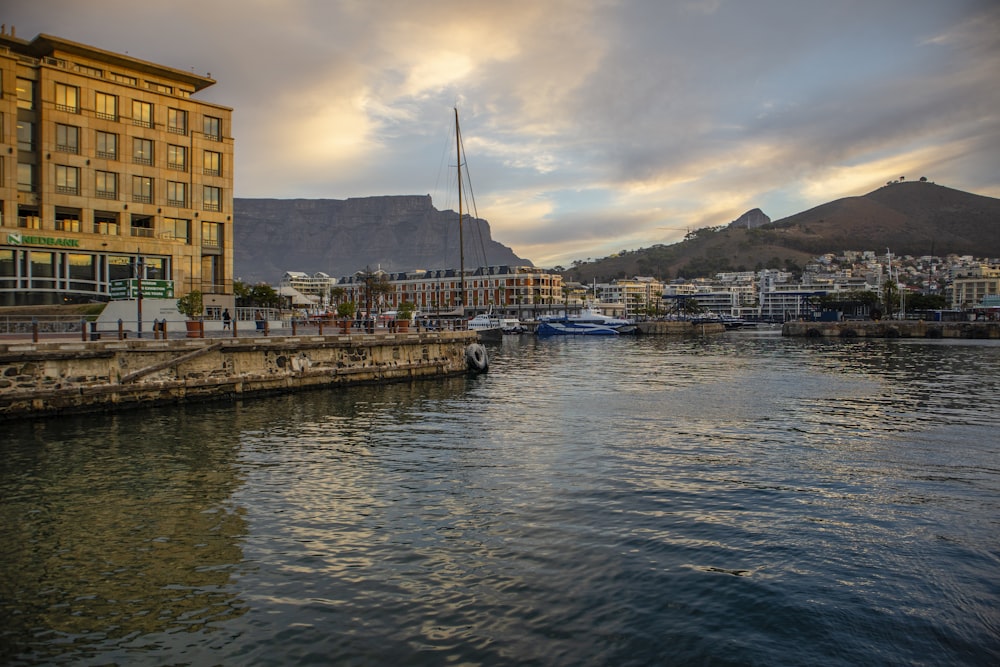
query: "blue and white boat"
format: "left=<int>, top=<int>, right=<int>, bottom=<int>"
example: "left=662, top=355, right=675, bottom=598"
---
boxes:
left=536, top=307, right=636, bottom=336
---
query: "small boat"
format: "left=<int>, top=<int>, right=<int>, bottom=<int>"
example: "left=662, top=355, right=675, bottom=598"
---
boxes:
left=500, top=317, right=525, bottom=335
left=468, top=312, right=503, bottom=341
left=536, top=306, right=636, bottom=336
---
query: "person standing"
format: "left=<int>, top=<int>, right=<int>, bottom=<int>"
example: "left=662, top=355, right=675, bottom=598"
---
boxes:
left=222, top=308, right=232, bottom=329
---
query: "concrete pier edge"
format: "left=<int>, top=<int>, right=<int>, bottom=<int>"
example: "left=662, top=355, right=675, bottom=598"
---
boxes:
left=0, top=330, right=480, bottom=421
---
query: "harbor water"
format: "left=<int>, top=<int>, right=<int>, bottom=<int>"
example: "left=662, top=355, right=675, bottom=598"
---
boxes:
left=2, top=330, right=998, bottom=666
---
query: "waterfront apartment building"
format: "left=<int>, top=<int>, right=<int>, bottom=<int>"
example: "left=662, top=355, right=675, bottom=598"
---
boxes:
left=279, top=271, right=336, bottom=306
left=950, top=264, right=1000, bottom=309
left=0, top=30, right=233, bottom=306
left=594, top=276, right=664, bottom=318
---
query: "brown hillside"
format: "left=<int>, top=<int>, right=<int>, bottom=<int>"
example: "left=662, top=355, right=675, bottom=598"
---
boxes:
left=566, top=182, right=1000, bottom=282
left=769, top=181, right=1000, bottom=257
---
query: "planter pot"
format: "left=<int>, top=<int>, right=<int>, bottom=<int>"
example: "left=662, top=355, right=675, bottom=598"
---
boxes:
left=341, top=320, right=353, bottom=334
left=185, top=320, right=204, bottom=338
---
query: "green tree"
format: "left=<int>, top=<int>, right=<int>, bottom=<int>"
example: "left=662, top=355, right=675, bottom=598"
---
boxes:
left=336, top=300, right=356, bottom=319
left=176, top=290, right=203, bottom=319
left=905, top=293, right=947, bottom=313
left=233, top=280, right=252, bottom=307
left=250, top=283, right=279, bottom=308
left=397, top=300, right=416, bottom=320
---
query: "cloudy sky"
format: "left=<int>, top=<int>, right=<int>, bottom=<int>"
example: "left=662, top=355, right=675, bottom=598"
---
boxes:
left=7, top=0, right=999, bottom=267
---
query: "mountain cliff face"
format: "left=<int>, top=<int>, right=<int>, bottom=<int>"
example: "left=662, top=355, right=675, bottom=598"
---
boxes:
left=233, top=195, right=531, bottom=284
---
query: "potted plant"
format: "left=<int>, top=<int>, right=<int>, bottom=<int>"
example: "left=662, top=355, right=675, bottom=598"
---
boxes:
left=336, top=300, right=356, bottom=333
left=396, top=300, right=415, bottom=331
left=176, top=290, right=204, bottom=337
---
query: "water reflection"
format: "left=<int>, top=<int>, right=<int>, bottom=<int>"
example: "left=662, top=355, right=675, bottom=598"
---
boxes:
left=2, top=334, right=998, bottom=665
left=0, top=407, right=248, bottom=662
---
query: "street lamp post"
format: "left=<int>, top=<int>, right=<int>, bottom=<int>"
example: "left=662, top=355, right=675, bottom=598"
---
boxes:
left=135, top=249, right=144, bottom=338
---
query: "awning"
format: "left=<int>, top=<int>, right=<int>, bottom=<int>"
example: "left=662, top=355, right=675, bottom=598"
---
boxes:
left=277, top=285, right=317, bottom=305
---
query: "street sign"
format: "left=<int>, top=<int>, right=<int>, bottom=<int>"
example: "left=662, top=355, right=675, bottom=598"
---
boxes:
left=110, top=279, right=175, bottom=300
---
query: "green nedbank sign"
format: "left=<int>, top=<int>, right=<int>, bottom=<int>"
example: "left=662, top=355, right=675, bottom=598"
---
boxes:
left=6, top=232, right=81, bottom=248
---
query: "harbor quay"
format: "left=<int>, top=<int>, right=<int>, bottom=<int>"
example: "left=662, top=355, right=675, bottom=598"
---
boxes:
left=782, top=319, right=1000, bottom=339
left=635, top=321, right=726, bottom=335
left=0, top=330, right=480, bottom=421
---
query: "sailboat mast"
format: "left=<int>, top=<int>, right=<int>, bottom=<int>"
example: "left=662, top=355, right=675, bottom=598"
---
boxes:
left=455, top=107, right=465, bottom=312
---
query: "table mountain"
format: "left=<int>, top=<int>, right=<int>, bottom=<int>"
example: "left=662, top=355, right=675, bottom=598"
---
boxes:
left=233, top=195, right=531, bottom=284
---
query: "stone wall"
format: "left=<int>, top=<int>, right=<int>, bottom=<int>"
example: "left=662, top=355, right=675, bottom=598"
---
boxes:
left=781, top=320, right=1000, bottom=339
left=0, top=331, right=479, bottom=420
left=635, top=321, right=726, bottom=335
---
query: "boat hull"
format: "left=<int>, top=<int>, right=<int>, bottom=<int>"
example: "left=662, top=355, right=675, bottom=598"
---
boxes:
left=536, top=321, right=622, bottom=336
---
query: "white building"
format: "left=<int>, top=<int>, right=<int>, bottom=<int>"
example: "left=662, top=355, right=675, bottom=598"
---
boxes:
left=279, top=271, right=336, bottom=306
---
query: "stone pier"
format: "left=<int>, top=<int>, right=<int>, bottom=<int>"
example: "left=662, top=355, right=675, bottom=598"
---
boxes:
left=781, top=320, right=1000, bottom=339
left=636, top=321, right=726, bottom=335
left=0, top=330, right=479, bottom=420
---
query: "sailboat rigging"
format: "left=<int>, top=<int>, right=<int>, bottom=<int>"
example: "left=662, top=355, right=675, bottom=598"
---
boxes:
left=455, top=107, right=466, bottom=309
left=450, top=108, right=505, bottom=340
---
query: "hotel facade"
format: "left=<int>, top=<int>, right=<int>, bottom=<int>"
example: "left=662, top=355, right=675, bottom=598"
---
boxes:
left=0, top=30, right=233, bottom=307
left=337, top=265, right=566, bottom=318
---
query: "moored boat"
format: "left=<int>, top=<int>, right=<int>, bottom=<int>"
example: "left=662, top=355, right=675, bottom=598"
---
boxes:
left=468, top=313, right=503, bottom=341
left=536, top=307, right=635, bottom=336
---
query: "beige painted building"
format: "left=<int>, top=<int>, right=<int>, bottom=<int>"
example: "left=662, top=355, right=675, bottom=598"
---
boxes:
left=0, top=30, right=233, bottom=307
left=951, top=264, right=1000, bottom=309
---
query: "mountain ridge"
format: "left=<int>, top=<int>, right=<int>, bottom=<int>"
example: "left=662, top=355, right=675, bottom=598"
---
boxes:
left=233, top=182, right=1000, bottom=286
left=233, top=194, right=531, bottom=284
left=562, top=182, right=1000, bottom=283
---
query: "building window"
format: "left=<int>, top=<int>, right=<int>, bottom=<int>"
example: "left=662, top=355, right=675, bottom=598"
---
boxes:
left=130, top=217, right=154, bottom=238
left=167, top=181, right=187, bottom=207
left=95, top=92, right=118, bottom=120
left=55, top=210, right=81, bottom=232
left=132, top=137, right=154, bottom=165
left=203, top=115, right=221, bottom=140
left=203, top=185, right=222, bottom=212
left=132, top=100, right=153, bottom=128
left=167, top=144, right=187, bottom=171
left=167, top=108, right=187, bottom=134
left=150, top=82, right=172, bottom=94
left=30, top=252, right=56, bottom=288
left=96, top=171, right=118, bottom=199
left=55, top=165, right=80, bottom=195
left=96, top=131, right=118, bottom=159
left=18, top=164, right=36, bottom=192
left=110, top=72, right=138, bottom=86
left=68, top=253, right=97, bottom=291
left=17, top=78, right=35, bottom=110
left=165, top=217, right=191, bottom=243
left=17, top=120, right=35, bottom=151
left=55, top=83, right=80, bottom=113
left=56, top=124, right=80, bottom=153
left=94, top=214, right=120, bottom=235
left=132, top=175, right=153, bottom=204
left=17, top=213, right=41, bottom=229
left=203, top=150, right=221, bottom=176
left=75, top=63, right=103, bottom=78
left=201, top=221, right=222, bottom=248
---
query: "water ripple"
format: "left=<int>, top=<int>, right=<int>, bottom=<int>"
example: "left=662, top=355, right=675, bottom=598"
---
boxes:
left=1, top=334, right=998, bottom=665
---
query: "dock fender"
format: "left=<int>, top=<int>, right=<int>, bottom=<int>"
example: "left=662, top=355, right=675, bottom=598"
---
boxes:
left=806, top=328, right=822, bottom=338
left=465, top=343, right=489, bottom=373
